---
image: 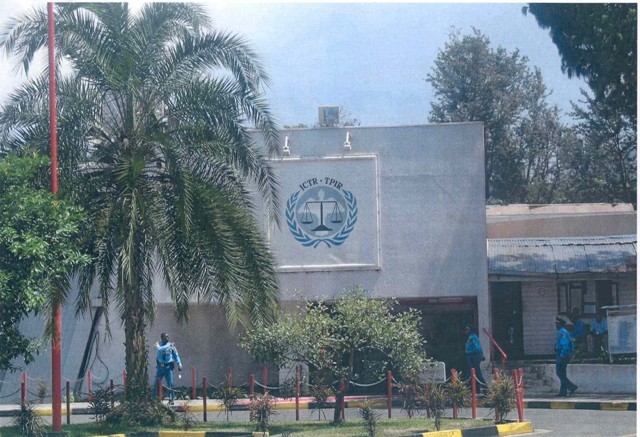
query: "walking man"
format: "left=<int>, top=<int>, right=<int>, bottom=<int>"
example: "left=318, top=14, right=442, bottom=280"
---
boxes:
left=465, top=324, right=487, bottom=394
left=155, top=332, right=182, bottom=405
left=555, top=316, right=578, bottom=397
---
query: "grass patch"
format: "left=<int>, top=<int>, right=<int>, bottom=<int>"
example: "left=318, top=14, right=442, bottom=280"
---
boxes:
left=0, top=417, right=492, bottom=436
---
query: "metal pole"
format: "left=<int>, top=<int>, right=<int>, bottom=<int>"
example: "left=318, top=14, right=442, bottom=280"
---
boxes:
left=87, top=370, right=92, bottom=402
left=262, top=366, right=268, bottom=394
left=451, top=369, right=458, bottom=419
left=66, top=380, right=70, bottom=425
left=295, top=366, right=300, bottom=421
left=191, top=368, right=196, bottom=400
left=47, top=3, right=62, bottom=431
left=249, top=374, right=255, bottom=422
left=202, top=377, right=207, bottom=422
left=493, top=369, right=499, bottom=422
left=518, top=368, right=525, bottom=421
left=471, top=368, right=477, bottom=419
left=110, top=379, right=115, bottom=408
left=340, top=379, right=345, bottom=420
left=227, top=367, right=232, bottom=388
left=387, top=370, right=392, bottom=418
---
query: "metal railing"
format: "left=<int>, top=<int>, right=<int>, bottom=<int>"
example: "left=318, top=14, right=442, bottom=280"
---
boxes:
left=483, top=328, right=508, bottom=371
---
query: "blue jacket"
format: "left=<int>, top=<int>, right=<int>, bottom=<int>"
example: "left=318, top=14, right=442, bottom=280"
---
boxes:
left=555, top=327, right=574, bottom=358
left=590, top=318, right=608, bottom=335
left=465, top=332, right=483, bottom=355
left=156, top=341, right=182, bottom=368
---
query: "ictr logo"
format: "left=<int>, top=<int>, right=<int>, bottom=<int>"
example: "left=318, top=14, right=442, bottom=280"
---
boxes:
left=286, top=177, right=358, bottom=248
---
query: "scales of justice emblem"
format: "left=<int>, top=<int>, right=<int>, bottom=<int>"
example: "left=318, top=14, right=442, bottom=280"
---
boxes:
left=286, top=178, right=358, bottom=248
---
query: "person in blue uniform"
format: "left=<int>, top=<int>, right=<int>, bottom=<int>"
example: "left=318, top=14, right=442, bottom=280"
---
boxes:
left=465, top=324, right=487, bottom=393
left=588, top=311, right=608, bottom=357
left=555, top=316, right=578, bottom=397
left=155, top=332, right=182, bottom=405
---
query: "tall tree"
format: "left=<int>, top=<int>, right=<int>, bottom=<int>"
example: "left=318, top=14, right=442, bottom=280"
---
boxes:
left=524, top=3, right=637, bottom=123
left=426, top=29, right=576, bottom=203
left=242, top=288, right=428, bottom=424
left=0, top=3, right=280, bottom=403
left=0, top=154, right=89, bottom=370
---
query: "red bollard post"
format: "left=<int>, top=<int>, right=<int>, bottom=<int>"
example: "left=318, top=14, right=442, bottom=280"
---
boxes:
left=295, top=366, right=300, bottom=421
left=451, top=369, right=458, bottom=419
left=66, top=380, right=71, bottom=425
left=262, top=366, right=268, bottom=394
left=191, top=368, right=196, bottom=400
left=157, top=377, right=162, bottom=399
left=249, top=374, right=255, bottom=422
left=21, top=373, right=27, bottom=404
left=424, top=384, right=431, bottom=418
left=122, top=370, right=127, bottom=401
left=387, top=370, right=393, bottom=418
left=493, top=369, right=499, bottom=422
left=110, top=379, right=115, bottom=408
left=87, top=370, right=93, bottom=402
left=340, top=379, right=345, bottom=420
left=471, top=368, right=477, bottom=419
left=518, top=368, right=525, bottom=421
left=203, top=377, right=207, bottom=422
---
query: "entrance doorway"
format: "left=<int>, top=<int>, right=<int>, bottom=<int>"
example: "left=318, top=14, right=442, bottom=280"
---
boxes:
left=491, top=282, right=524, bottom=359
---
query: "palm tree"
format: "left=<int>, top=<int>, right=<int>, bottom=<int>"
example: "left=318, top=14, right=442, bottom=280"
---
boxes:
left=0, top=3, right=280, bottom=401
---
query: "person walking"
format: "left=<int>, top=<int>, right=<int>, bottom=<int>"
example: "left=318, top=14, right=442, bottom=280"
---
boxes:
left=465, top=324, right=487, bottom=394
left=555, top=316, right=578, bottom=397
left=588, top=311, right=608, bottom=357
left=155, top=332, right=182, bottom=405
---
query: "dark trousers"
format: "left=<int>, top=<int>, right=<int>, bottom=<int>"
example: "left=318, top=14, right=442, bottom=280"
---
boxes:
left=155, top=365, right=175, bottom=401
left=555, top=359, right=577, bottom=395
left=466, top=352, right=487, bottom=389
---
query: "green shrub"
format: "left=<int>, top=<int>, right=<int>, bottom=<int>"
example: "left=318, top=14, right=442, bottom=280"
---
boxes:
left=215, top=383, right=244, bottom=421
left=359, top=399, right=380, bottom=437
left=421, top=383, right=446, bottom=431
left=250, top=392, right=276, bottom=433
left=395, top=380, right=424, bottom=418
left=13, top=401, right=46, bottom=437
left=485, top=372, right=516, bottom=423
left=89, top=386, right=114, bottom=422
left=445, top=377, right=470, bottom=408
left=105, top=397, right=173, bottom=428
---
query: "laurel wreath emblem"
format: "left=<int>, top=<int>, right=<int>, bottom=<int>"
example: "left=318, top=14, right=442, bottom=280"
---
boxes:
left=286, top=190, right=358, bottom=248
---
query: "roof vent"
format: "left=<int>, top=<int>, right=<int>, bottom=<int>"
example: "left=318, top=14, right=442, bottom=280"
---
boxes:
left=318, top=106, right=340, bottom=127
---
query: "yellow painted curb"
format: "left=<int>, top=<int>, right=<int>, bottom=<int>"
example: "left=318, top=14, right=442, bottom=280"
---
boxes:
left=34, top=407, right=70, bottom=416
left=549, top=402, right=572, bottom=409
left=346, top=399, right=386, bottom=408
left=159, top=432, right=206, bottom=436
left=497, top=422, right=534, bottom=435
left=600, top=402, right=629, bottom=411
left=91, top=434, right=126, bottom=437
left=418, top=430, right=463, bottom=437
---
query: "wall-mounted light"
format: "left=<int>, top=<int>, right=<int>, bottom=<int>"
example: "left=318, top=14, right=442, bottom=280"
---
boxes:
left=283, top=136, right=291, bottom=156
left=344, top=131, right=351, bottom=151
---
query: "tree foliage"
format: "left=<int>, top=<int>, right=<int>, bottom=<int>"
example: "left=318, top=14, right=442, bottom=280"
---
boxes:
left=426, top=29, right=577, bottom=204
left=241, top=287, right=429, bottom=423
left=0, top=154, right=89, bottom=370
left=524, top=3, right=637, bottom=123
left=0, top=3, right=280, bottom=401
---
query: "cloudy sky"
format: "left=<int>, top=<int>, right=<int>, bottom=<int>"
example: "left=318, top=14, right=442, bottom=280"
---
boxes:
left=0, top=1, right=588, bottom=127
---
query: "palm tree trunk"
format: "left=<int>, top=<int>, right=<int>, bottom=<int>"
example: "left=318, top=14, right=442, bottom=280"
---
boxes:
left=123, top=287, right=149, bottom=402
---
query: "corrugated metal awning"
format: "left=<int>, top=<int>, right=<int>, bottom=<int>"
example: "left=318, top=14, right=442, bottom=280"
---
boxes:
left=488, top=235, right=637, bottom=276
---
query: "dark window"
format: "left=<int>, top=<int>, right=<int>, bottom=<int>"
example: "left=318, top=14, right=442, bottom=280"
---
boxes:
left=557, top=281, right=619, bottom=316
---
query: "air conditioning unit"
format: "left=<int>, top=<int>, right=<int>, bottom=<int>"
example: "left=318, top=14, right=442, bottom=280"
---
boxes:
left=318, top=106, right=340, bottom=126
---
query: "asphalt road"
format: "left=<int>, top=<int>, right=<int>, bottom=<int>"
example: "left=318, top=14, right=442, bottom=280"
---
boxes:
left=0, top=406, right=636, bottom=436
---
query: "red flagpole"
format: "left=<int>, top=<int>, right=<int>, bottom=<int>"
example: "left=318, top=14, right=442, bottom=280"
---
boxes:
left=47, top=2, right=62, bottom=432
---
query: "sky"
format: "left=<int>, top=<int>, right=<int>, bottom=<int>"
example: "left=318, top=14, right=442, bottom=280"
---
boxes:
left=0, top=1, right=589, bottom=127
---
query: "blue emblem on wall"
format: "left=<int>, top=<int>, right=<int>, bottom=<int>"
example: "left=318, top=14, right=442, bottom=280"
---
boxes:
left=286, top=178, right=358, bottom=248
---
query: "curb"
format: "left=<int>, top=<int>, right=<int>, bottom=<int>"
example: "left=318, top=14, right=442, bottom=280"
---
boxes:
left=412, top=422, right=534, bottom=437
left=523, top=400, right=636, bottom=411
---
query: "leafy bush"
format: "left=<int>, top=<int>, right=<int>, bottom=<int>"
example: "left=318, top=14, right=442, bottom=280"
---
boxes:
left=105, top=397, right=173, bottom=428
left=359, top=399, right=380, bottom=437
left=176, top=401, right=197, bottom=431
left=13, top=401, right=46, bottom=437
left=278, top=376, right=297, bottom=400
left=396, top=379, right=424, bottom=418
left=309, top=376, right=332, bottom=420
left=445, top=377, right=470, bottom=408
left=250, top=392, right=276, bottom=433
left=215, top=383, right=244, bottom=421
left=89, top=386, right=114, bottom=422
left=485, top=372, right=516, bottom=423
left=421, top=383, right=446, bottom=431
